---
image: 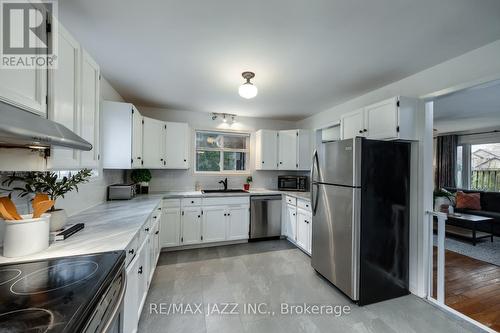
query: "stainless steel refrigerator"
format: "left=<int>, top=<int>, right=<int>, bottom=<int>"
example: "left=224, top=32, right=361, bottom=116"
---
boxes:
left=311, top=137, right=410, bottom=305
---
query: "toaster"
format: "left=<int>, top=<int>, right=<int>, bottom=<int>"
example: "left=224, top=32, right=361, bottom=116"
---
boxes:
left=107, top=184, right=136, bottom=200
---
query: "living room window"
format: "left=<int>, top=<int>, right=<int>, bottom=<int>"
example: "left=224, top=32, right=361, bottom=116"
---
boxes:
left=457, top=141, right=500, bottom=192
left=195, top=130, right=250, bottom=174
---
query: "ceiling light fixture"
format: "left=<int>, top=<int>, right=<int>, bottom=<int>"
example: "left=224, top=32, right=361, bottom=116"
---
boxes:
left=238, top=71, right=258, bottom=99
left=211, top=112, right=236, bottom=124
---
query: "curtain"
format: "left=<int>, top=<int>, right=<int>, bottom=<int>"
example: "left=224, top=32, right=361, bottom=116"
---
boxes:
left=435, top=135, right=458, bottom=189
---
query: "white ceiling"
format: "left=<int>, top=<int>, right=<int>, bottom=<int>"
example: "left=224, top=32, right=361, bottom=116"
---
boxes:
left=434, top=80, right=500, bottom=133
left=59, top=0, right=500, bottom=120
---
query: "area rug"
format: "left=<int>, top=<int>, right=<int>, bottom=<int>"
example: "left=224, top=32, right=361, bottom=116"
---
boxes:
left=433, top=234, right=500, bottom=266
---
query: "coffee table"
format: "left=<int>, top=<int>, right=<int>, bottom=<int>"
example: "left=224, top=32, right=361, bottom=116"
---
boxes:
left=445, top=213, right=494, bottom=246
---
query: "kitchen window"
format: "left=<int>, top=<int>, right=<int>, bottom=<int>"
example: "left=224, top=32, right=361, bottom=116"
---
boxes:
left=195, top=131, right=250, bottom=173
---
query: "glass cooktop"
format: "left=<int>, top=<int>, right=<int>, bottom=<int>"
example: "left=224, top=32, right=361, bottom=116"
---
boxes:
left=0, top=251, right=124, bottom=333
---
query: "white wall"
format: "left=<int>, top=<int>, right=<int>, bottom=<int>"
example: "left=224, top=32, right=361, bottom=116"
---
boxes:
left=298, top=39, right=500, bottom=130
left=136, top=107, right=302, bottom=192
left=297, top=39, right=500, bottom=298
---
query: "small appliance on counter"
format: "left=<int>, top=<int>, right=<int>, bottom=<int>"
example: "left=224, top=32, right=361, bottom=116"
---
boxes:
left=0, top=251, right=126, bottom=333
left=278, top=175, right=308, bottom=191
left=107, top=184, right=136, bottom=200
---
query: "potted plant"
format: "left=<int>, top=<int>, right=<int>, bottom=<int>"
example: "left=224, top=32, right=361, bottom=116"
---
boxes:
left=1, top=169, right=92, bottom=231
left=131, top=169, right=152, bottom=194
left=244, top=176, right=253, bottom=191
left=433, top=188, right=455, bottom=212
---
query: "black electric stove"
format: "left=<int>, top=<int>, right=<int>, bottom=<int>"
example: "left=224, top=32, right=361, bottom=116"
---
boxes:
left=0, top=251, right=125, bottom=333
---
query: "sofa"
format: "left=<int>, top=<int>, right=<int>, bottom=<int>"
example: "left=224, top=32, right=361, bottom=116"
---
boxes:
left=445, top=188, right=500, bottom=236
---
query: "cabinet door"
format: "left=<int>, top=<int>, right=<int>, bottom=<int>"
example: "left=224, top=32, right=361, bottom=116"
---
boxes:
left=278, top=130, right=297, bottom=170
left=48, top=26, right=80, bottom=169
left=202, top=206, right=227, bottom=243
left=132, top=108, right=143, bottom=168
left=365, top=97, right=399, bottom=139
left=137, top=239, right=149, bottom=317
left=297, top=130, right=311, bottom=171
left=181, top=207, right=201, bottom=245
left=286, top=204, right=297, bottom=241
left=142, top=117, right=164, bottom=168
left=0, top=1, right=47, bottom=116
left=80, top=50, right=100, bottom=168
left=160, top=207, right=181, bottom=247
left=123, top=254, right=139, bottom=333
left=341, top=109, right=365, bottom=140
left=296, top=209, right=312, bottom=254
left=165, top=122, right=189, bottom=169
left=227, top=205, right=250, bottom=240
left=256, top=130, right=278, bottom=170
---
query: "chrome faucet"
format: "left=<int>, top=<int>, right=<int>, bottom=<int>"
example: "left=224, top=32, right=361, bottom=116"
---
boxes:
left=219, top=178, right=228, bottom=191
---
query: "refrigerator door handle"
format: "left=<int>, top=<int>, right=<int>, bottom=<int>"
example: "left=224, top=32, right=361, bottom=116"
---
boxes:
left=311, top=150, right=320, bottom=216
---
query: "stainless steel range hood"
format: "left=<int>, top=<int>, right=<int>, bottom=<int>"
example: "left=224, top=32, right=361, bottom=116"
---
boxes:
left=0, top=101, right=92, bottom=151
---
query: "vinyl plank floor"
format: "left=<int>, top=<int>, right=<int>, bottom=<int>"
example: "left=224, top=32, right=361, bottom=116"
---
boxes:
left=138, top=240, right=482, bottom=333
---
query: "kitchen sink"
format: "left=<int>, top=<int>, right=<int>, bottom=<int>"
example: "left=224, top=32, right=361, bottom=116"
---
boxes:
left=202, top=189, right=249, bottom=194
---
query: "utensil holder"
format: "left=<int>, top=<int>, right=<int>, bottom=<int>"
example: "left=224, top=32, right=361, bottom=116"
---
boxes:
left=2, top=214, right=50, bottom=257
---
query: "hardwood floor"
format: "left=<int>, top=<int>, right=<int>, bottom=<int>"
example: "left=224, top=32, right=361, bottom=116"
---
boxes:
left=433, top=248, right=500, bottom=331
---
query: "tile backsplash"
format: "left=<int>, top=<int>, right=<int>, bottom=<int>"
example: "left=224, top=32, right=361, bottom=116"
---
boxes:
left=135, top=170, right=308, bottom=193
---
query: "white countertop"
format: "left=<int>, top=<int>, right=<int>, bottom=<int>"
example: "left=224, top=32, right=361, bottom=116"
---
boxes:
left=0, top=189, right=310, bottom=264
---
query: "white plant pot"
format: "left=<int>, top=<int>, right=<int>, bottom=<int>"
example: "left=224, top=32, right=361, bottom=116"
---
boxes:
left=3, top=214, right=50, bottom=257
left=49, top=209, right=68, bottom=232
left=434, top=197, right=452, bottom=212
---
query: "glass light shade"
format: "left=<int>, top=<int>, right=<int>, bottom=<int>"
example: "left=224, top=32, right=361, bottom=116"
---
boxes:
left=238, top=83, right=258, bottom=99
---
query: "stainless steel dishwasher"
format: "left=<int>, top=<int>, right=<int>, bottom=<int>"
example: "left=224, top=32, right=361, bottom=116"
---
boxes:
left=250, top=195, right=282, bottom=239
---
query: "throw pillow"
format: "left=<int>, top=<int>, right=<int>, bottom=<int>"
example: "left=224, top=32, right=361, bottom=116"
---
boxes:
left=455, top=191, right=481, bottom=210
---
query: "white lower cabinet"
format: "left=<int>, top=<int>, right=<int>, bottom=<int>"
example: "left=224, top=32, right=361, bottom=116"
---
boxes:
left=181, top=207, right=202, bottom=245
left=296, top=208, right=312, bottom=254
left=160, top=202, right=181, bottom=247
left=284, top=198, right=312, bottom=255
left=226, top=205, right=250, bottom=240
left=202, top=206, right=227, bottom=242
left=123, top=250, right=139, bottom=333
left=285, top=203, right=297, bottom=241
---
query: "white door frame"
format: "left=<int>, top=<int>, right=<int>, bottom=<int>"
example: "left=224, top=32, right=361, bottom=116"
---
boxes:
left=417, top=74, right=500, bottom=332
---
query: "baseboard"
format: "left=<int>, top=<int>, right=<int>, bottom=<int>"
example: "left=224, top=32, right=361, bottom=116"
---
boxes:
left=161, top=239, right=248, bottom=251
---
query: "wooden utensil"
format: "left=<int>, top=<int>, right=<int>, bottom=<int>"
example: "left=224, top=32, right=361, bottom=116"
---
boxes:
left=33, top=193, right=50, bottom=210
left=0, top=202, right=16, bottom=220
left=32, top=200, right=55, bottom=219
left=0, top=196, right=22, bottom=220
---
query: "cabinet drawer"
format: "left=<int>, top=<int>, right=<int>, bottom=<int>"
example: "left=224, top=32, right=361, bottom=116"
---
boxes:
left=203, top=196, right=249, bottom=206
left=297, top=199, right=311, bottom=211
left=285, top=196, right=296, bottom=205
left=125, top=234, right=139, bottom=268
left=163, top=199, right=181, bottom=208
left=181, top=197, right=202, bottom=207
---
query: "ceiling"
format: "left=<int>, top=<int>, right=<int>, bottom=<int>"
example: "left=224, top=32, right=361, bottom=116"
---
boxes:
left=59, top=0, right=500, bottom=120
left=434, top=80, right=500, bottom=133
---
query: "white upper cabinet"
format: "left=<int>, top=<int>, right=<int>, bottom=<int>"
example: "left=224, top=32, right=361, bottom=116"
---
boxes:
left=0, top=1, right=47, bottom=116
left=48, top=26, right=80, bottom=169
left=341, top=108, right=365, bottom=140
left=79, top=50, right=100, bottom=168
left=341, top=97, right=418, bottom=141
left=278, top=130, right=298, bottom=170
left=165, top=122, right=190, bottom=169
left=142, top=117, right=165, bottom=169
left=255, top=129, right=311, bottom=171
left=132, top=107, right=143, bottom=168
left=255, top=130, right=278, bottom=170
left=102, top=101, right=141, bottom=169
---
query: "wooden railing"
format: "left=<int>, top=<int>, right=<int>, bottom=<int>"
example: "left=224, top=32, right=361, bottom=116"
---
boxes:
left=471, top=169, right=500, bottom=192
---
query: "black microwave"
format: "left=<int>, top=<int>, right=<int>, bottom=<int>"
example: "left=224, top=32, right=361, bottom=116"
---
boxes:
left=278, top=176, right=308, bottom=192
